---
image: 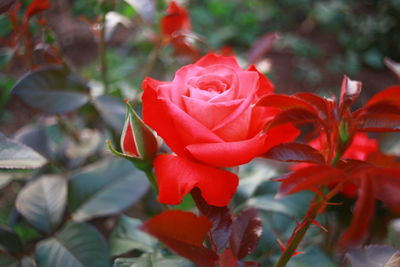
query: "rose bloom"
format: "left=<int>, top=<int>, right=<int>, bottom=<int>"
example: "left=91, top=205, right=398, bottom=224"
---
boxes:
left=142, top=53, right=299, bottom=206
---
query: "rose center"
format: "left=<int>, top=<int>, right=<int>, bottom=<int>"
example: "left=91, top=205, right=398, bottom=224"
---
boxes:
left=196, top=75, right=229, bottom=93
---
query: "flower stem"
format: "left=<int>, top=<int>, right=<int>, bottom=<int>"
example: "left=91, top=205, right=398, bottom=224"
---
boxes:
left=142, top=43, right=161, bottom=80
left=99, top=13, right=109, bottom=94
left=274, top=197, right=323, bottom=267
left=144, top=169, right=169, bottom=211
left=144, top=169, right=158, bottom=193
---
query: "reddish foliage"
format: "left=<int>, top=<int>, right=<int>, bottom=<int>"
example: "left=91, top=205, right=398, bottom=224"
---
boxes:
left=276, top=165, right=346, bottom=197
left=263, top=142, right=325, bottom=164
left=141, top=210, right=218, bottom=266
left=191, top=188, right=232, bottom=251
left=247, top=32, right=279, bottom=64
left=230, top=208, right=263, bottom=260
left=25, top=0, right=51, bottom=21
left=161, top=1, right=199, bottom=59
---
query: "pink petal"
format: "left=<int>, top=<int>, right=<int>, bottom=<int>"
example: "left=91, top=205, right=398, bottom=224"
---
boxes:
left=142, top=78, right=223, bottom=156
left=183, top=96, right=243, bottom=129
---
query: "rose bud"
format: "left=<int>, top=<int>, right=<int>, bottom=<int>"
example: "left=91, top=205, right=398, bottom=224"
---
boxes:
left=108, top=100, right=159, bottom=171
left=121, top=100, right=158, bottom=160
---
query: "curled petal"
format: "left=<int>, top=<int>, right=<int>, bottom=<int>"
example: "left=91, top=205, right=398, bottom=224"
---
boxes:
left=154, top=154, right=238, bottom=206
left=186, top=124, right=299, bottom=167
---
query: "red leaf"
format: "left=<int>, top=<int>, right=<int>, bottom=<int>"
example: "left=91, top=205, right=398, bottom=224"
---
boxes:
left=219, top=248, right=260, bottom=267
left=230, top=208, right=263, bottom=260
left=256, top=94, right=318, bottom=114
left=361, top=102, right=400, bottom=115
left=247, top=32, right=280, bottom=64
left=277, top=165, right=346, bottom=197
left=25, top=0, right=50, bottom=20
left=191, top=188, right=232, bottom=251
left=263, top=142, right=325, bottom=164
left=338, top=177, right=376, bottom=249
left=295, top=92, right=329, bottom=120
left=364, top=86, right=400, bottom=110
left=219, top=248, right=238, bottom=267
left=366, top=167, right=400, bottom=213
left=358, top=113, right=400, bottom=132
left=367, top=152, right=400, bottom=169
left=267, top=108, right=321, bottom=129
left=255, top=94, right=323, bottom=128
left=141, top=210, right=218, bottom=266
left=339, top=75, right=362, bottom=112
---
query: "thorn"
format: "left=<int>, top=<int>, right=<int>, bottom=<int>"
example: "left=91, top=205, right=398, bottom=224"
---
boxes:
left=312, top=220, right=328, bottom=232
left=276, top=238, right=303, bottom=257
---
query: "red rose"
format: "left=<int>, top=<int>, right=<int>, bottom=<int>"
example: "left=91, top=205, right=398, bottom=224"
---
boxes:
left=142, top=53, right=299, bottom=206
left=161, top=1, right=199, bottom=59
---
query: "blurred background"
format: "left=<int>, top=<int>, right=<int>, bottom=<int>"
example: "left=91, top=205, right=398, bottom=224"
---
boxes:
left=1, top=0, right=400, bottom=134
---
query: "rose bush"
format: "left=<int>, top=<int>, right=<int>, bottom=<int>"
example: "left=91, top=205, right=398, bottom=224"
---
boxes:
left=142, top=53, right=299, bottom=206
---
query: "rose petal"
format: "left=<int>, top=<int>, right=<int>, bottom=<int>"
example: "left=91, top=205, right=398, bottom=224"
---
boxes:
left=195, top=53, right=241, bottom=70
left=154, top=154, right=238, bottom=206
left=186, top=124, right=300, bottom=167
left=143, top=78, right=223, bottom=156
left=212, top=71, right=259, bottom=132
left=248, top=64, right=274, bottom=97
left=213, top=109, right=252, bottom=141
left=183, top=96, right=243, bottom=129
left=169, top=65, right=203, bottom=106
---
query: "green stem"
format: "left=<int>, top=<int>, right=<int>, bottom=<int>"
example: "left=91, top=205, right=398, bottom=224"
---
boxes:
left=144, top=169, right=158, bottom=193
left=142, top=43, right=161, bottom=80
left=144, top=169, right=170, bottom=211
left=99, top=13, right=109, bottom=94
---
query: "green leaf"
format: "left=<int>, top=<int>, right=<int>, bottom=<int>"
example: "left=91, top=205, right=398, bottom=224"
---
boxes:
left=387, top=219, right=400, bottom=250
left=110, top=215, right=156, bottom=256
left=0, top=226, right=23, bottom=254
left=237, top=161, right=278, bottom=199
left=344, top=245, right=398, bottom=267
left=0, top=135, right=47, bottom=169
left=12, top=66, right=90, bottom=114
left=245, top=191, right=313, bottom=218
left=68, top=157, right=149, bottom=222
left=36, top=222, right=110, bottom=267
left=0, top=254, right=19, bottom=267
left=114, top=254, right=194, bottom=267
left=92, top=95, right=125, bottom=132
left=15, top=175, right=67, bottom=233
